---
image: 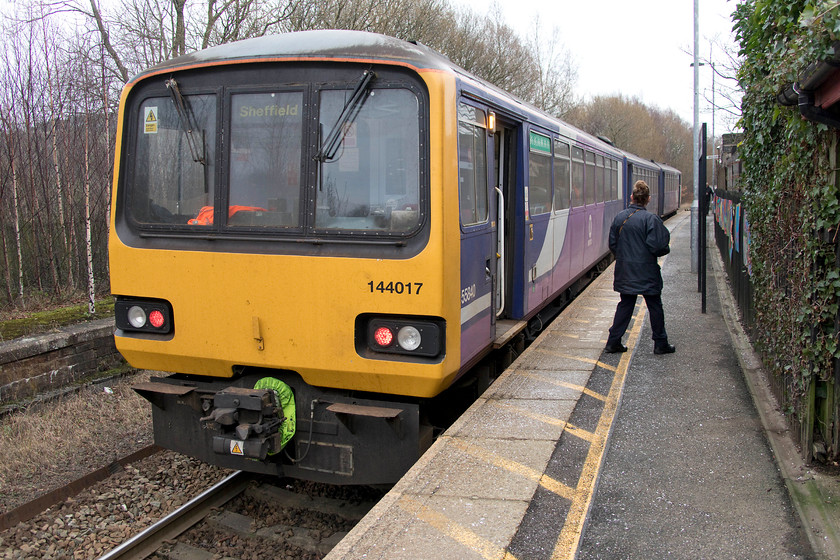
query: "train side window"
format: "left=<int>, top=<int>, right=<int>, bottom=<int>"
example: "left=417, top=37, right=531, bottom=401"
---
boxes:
left=596, top=155, right=605, bottom=203
left=613, top=160, right=621, bottom=200
left=554, top=141, right=571, bottom=211
left=571, top=147, right=584, bottom=208
left=585, top=151, right=596, bottom=205
left=528, top=131, right=552, bottom=216
left=228, top=91, right=303, bottom=227
left=458, top=103, right=488, bottom=226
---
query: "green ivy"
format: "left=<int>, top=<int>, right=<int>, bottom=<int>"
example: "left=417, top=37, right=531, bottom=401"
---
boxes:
left=735, top=1, right=840, bottom=413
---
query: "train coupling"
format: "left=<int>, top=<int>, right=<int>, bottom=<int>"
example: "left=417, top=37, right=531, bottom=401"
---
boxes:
left=200, top=387, right=284, bottom=461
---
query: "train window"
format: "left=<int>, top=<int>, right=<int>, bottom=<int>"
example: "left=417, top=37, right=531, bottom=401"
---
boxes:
left=130, top=94, right=217, bottom=225
left=556, top=142, right=570, bottom=158
left=554, top=141, right=571, bottom=211
left=316, top=88, right=421, bottom=232
left=613, top=160, right=621, bottom=200
left=571, top=147, right=584, bottom=207
left=228, top=91, right=303, bottom=227
left=596, top=155, right=605, bottom=203
left=458, top=104, right=488, bottom=226
left=585, top=151, right=596, bottom=205
left=528, top=131, right=552, bottom=216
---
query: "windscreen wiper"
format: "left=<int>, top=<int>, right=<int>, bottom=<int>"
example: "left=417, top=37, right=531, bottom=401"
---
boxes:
left=314, top=69, right=376, bottom=162
left=165, top=78, right=206, bottom=166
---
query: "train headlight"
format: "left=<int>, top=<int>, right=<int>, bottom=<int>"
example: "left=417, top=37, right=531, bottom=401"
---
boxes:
left=127, top=306, right=147, bottom=328
left=397, top=326, right=421, bottom=351
left=115, top=297, right=173, bottom=335
left=360, top=316, right=443, bottom=359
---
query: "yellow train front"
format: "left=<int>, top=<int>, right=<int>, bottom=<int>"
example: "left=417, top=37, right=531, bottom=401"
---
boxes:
left=111, top=30, right=628, bottom=485
left=110, top=32, right=465, bottom=484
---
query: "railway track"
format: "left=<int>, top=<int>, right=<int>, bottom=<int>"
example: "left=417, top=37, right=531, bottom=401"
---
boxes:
left=98, top=473, right=381, bottom=560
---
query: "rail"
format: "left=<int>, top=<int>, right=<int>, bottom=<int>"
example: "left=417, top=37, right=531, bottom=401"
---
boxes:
left=97, top=470, right=250, bottom=560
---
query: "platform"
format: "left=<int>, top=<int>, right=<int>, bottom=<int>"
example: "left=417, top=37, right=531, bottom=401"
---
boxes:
left=325, top=211, right=839, bottom=560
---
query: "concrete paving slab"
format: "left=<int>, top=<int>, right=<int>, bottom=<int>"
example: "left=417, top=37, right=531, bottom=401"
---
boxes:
left=512, top=347, right=604, bottom=371
left=486, top=369, right=591, bottom=400
left=343, top=495, right=528, bottom=560
left=401, top=436, right=556, bottom=501
left=446, top=397, right=577, bottom=440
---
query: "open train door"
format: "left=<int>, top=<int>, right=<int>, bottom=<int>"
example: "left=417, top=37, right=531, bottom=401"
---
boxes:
left=457, top=101, right=521, bottom=367
left=492, top=120, right=518, bottom=322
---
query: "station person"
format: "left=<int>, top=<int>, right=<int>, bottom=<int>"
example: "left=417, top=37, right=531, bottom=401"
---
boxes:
left=604, top=180, right=676, bottom=355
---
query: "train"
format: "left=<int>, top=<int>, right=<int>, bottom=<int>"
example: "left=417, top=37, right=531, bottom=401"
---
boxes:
left=109, top=30, right=681, bottom=485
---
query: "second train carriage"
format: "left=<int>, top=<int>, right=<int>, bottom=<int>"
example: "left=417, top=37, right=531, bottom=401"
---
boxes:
left=657, top=161, right=682, bottom=218
left=110, top=30, right=680, bottom=485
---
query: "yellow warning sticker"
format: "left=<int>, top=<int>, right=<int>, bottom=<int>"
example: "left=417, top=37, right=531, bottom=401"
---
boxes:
left=144, top=107, right=158, bottom=134
left=230, top=440, right=244, bottom=455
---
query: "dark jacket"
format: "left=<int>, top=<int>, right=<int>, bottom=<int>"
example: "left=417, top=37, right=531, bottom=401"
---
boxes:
left=609, top=204, right=670, bottom=295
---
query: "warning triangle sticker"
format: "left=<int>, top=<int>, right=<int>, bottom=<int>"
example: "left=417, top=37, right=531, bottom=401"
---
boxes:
left=230, top=441, right=243, bottom=455
left=146, top=109, right=157, bottom=122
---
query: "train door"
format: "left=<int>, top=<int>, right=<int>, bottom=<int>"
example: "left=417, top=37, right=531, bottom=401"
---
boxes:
left=458, top=102, right=495, bottom=367
left=492, top=121, right=517, bottom=321
left=568, top=146, right=586, bottom=279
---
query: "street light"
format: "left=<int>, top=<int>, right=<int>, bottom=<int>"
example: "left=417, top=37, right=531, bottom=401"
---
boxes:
left=691, top=60, right=717, bottom=189
left=691, top=0, right=700, bottom=273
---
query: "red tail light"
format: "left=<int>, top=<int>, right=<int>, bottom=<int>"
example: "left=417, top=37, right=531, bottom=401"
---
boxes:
left=373, top=326, right=394, bottom=347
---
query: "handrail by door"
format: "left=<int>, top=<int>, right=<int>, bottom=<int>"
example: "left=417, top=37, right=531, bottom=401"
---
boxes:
left=495, top=185, right=505, bottom=317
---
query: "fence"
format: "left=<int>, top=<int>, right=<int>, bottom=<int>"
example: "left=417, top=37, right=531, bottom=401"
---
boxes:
left=713, top=189, right=840, bottom=463
left=712, top=190, right=754, bottom=330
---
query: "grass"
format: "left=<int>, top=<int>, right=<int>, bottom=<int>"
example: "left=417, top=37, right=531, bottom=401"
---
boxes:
left=0, top=371, right=153, bottom=511
left=0, top=298, right=115, bottom=341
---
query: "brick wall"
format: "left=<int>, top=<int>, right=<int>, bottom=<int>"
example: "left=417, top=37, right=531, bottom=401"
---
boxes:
left=0, top=319, right=125, bottom=405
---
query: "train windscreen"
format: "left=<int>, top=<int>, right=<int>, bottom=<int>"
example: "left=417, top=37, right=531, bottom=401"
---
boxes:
left=123, top=70, right=424, bottom=238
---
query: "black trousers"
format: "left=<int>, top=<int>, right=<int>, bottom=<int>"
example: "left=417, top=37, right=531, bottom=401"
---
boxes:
left=607, top=293, right=668, bottom=345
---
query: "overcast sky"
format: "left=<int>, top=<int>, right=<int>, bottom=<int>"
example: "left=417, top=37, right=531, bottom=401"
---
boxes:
left=454, top=0, right=742, bottom=134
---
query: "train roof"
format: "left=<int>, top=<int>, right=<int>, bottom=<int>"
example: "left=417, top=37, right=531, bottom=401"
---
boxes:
left=619, top=149, right=659, bottom=169
left=139, top=30, right=465, bottom=78
left=655, top=161, right=682, bottom=175
left=133, top=30, right=628, bottom=159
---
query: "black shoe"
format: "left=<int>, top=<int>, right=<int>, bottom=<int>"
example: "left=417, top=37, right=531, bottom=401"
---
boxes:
left=654, top=343, right=676, bottom=355
left=604, top=342, right=628, bottom=353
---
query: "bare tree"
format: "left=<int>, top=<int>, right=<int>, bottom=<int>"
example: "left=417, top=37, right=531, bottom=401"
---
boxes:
left=0, top=0, right=587, bottom=311
left=567, top=94, right=695, bottom=193
left=524, top=20, right=578, bottom=118
left=0, top=57, right=25, bottom=305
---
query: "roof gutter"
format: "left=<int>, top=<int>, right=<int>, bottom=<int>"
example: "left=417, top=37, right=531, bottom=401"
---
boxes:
left=777, top=41, right=840, bottom=129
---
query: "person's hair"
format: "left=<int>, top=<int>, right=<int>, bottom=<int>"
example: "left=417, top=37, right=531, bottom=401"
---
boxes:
left=632, top=180, right=650, bottom=206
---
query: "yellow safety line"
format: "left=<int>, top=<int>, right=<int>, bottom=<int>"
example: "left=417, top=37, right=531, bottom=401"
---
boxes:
left=563, top=423, right=596, bottom=443
left=450, top=438, right=576, bottom=501
left=518, top=371, right=608, bottom=402
left=551, top=304, right=647, bottom=560
left=532, top=348, right=618, bottom=373
left=487, top=400, right=596, bottom=444
left=398, top=495, right=520, bottom=560
left=488, top=400, right=568, bottom=428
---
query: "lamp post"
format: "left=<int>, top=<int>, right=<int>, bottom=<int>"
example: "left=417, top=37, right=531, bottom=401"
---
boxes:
left=691, top=0, right=700, bottom=273
left=691, top=60, right=716, bottom=189
left=710, top=61, right=716, bottom=190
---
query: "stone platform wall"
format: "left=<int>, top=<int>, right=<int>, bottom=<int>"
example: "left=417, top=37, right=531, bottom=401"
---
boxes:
left=0, top=319, right=125, bottom=405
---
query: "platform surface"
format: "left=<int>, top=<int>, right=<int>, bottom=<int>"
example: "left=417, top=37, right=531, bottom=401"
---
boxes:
left=326, top=211, right=836, bottom=560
